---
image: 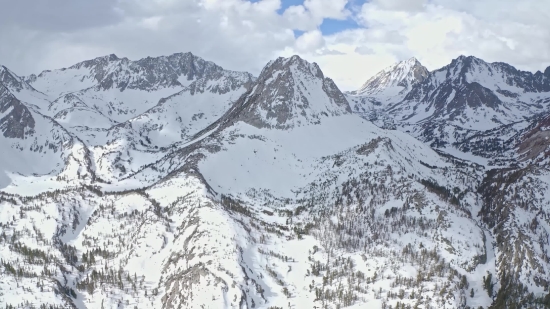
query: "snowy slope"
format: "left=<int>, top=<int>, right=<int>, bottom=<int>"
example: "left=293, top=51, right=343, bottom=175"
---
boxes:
left=73, top=56, right=503, bottom=308
left=391, top=57, right=549, bottom=130
left=222, top=55, right=351, bottom=129
left=89, top=70, right=254, bottom=181
left=0, top=81, right=72, bottom=176
left=350, top=57, right=428, bottom=97
left=0, top=65, right=52, bottom=112
left=345, top=58, right=428, bottom=129
left=25, top=52, right=254, bottom=131
left=0, top=83, right=98, bottom=208
left=351, top=55, right=550, bottom=164
left=1, top=53, right=550, bottom=309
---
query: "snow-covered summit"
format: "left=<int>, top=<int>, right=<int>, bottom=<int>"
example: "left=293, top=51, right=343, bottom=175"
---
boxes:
left=344, top=57, right=427, bottom=127
left=21, top=52, right=256, bottom=134
left=428, top=55, right=550, bottom=93
left=393, top=55, right=550, bottom=129
left=1, top=65, right=43, bottom=95
left=351, top=57, right=429, bottom=97
left=26, top=52, right=255, bottom=97
left=357, top=55, right=550, bottom=165
left=223, top=55, right=351, bottom=129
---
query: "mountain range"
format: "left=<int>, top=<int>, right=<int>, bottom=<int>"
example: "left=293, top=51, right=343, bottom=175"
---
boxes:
left=0, top=51, right=549, bottom=309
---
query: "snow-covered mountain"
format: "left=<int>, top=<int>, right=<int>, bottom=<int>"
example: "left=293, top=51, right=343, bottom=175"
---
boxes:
left=91, top=67, right=254, bottom=181
left=1, top=53, right=550, bottom=309
left=25, top=52, right=255, bottom=131
left=351, top=55, right=550, bottom=164
left=0, top=66, right=93, bottom=192
left=350, top=57, right=428, bottom=97
left=222, top=55, right=352, bottom=129
left=13, top=52, right=255, bottom=183
left=346, top=58, right=428, bottom=128
left=393, top=56, right=550, bottom=128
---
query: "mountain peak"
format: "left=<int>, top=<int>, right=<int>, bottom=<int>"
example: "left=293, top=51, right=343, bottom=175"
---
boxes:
left=353, top=57, right=429, bottom=96
left=0, top=84, right=36, bottom=139
left=66, top=53, right=121, bottom=72
left=0, top=65, right=16, bottom=78
left=404, top=57, right=420, bottom=64
left=169, top=51, right=195, bottom=58
left=29, top=52, right=254, bottom=95
left=0, top=65, right=33, bottom=93
left=450, top=55, right=487, bottom=68
left=261, top=55, right=324, bottom=80
left=224, top=56, right=350, bottom=129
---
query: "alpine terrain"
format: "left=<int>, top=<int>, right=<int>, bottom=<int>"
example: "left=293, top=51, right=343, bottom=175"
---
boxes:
left=0, top=52, right=549, bottom=309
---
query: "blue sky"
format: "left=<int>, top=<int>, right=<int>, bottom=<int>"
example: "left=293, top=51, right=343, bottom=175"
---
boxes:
left=319, top=18, right=360, bottom=35
left=251, top=0, right=362, bottom=36
left=276, top=0, right=304, bottom=12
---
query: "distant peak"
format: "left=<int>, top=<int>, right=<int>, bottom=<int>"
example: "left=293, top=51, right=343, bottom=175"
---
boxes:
left=261, top=55, right=324, bottom=80
left=169, top=51, right=195, bottom=58
left=404, top=57, right=420, bottom=64
left=393, top=57, right=424, bottom=70
left=354, top=57, right=429, bottom=96
left=95, top=54, right=119, bottom=62
left=0, top=65, right=19, bottom=79
left=225, top=55, right=350, bottom=129
left=453, top=55, right=483, bottom=63
left=274, top=55, right=310, bottom=65
left=0, top=65, right=13, bottom=74
left=456, top=55, right=478, bottom=61
left=288, top=55, right=304, bottom=63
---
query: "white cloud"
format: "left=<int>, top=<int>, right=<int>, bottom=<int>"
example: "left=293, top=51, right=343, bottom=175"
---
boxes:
left=303, top=0, right=350, bottom=20
left=1, top=0, right=550, bottom=92
left=308, top=0, right=550, bottom=90
left=354, top=46, right=375, bottom=55
left=283, top=0, right=350, bottom=31
left=282, top=5, right=319, bottom=31
left=295, top=30, right=325, bottom=52
left=371, top=0, right=427, bottom=12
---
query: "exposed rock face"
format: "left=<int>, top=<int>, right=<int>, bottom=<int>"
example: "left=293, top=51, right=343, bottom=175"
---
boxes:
left=398, top=79, right=504, bottom=123
left=347, top=55, right=550, bottom=164
left=517, top=112, right=550, bottom=161
left=1, top=65, right=44, bottom=96
left=0, top=84, right=35, bottom=138
left=228, top=55, right=351, bottom=129
left=27, top=52, right=255, bottom=94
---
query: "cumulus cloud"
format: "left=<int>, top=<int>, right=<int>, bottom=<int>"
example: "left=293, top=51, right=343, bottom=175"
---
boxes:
left=371, top=0, right=427, bottom=12
left=311, top=0, right=550, bottom=90
left=354, top=46, right=375, bottom=55
left=1, top=0, right=297, bottom=76
left=0, top=0, right=550, bottom=92
left=295, top=30, right=325, bottom=52
left=303, top=0, right=350, bottom=20
left=282, top=0, right=350, bottom=31
left=0, top=0, right=122, bottom=31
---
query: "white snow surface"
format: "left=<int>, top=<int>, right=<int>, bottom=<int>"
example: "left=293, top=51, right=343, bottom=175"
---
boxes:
left=0, top=54, right=549, bottom=309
